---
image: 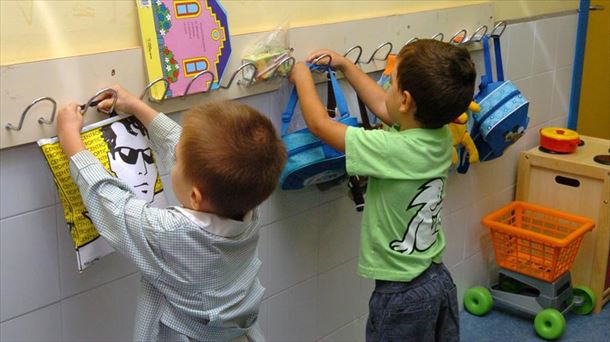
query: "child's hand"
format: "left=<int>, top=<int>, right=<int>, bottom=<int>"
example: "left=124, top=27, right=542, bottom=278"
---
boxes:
left=306, top=49, right=350, bottom=71
left=57, top=102, right=86, bottom=157
left=289, top=62, right=312, bottom=84
left=96, top=84, right=140, bottom=115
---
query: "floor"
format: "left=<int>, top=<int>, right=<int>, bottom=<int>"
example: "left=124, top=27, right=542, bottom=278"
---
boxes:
left=460, top=303, right=610, bottom=342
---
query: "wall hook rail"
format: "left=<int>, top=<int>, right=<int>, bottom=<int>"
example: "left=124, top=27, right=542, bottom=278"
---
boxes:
left=450, top=29, right=468, bottom=45
left=311, top=54, right=333, bottom=67
left=80, top=88, right=118, bottom=115
left=431, top=32, right=444, bottom=41
left=469, top=25, right=488, bottom=43
left=490, top=21, right=507, bottom=37
left=344, top=45, right=363, bottom=64
left=183, top=70, right=215, bottom=97
left=140, top=77, right=170, bottom=102
left=405, top=37, right=419, bottom=46
left=268, top=56, right=296, bottom=80
left=222, top=62, right=257, bottom=89
left=365, top=42, right=393, bottom=64
left=5, top=97, right=57, bottom=131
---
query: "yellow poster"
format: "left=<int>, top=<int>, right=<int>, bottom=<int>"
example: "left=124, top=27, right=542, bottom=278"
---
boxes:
left=38, top=114, right=166, bottom=272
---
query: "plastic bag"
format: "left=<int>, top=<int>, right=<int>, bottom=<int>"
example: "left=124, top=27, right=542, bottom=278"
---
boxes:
left=242, top=23, right=293, bottom=82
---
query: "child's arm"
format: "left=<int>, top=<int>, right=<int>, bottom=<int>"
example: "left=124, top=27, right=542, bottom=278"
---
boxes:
left=306, top=49, right=394, bottom=126
left=290, top=62, right=348, bottom=152
left=97, top=85, right=181, bottom=172
left=57, top=103, right=168, bottom=280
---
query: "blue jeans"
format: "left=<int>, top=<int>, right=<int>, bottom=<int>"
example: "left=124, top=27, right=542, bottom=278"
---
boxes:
left=366, top=263, right=459, bottom=342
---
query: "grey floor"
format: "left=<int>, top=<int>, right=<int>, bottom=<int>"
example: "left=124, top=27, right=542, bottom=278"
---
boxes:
left=460, top=303, right=610, bottom=342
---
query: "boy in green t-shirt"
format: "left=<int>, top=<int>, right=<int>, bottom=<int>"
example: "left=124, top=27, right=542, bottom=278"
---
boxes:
left=289, top=40, right=476, bottom=341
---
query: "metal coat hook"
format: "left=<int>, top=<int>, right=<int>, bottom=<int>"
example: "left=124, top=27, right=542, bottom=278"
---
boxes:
left=269, top=56, right=295, bottom=79
left=405, top=37, right=419, bottom=46
left=450, top=29, right=468, bottom=45
left=140, top=77, right=170, bottom=102
left=365, top=42, right=393, bottom=64
left=431, top=33, right=444, bottom=41
left=312, top=54, right=333, bottom=67
left=5, top=97, right=57, bottom=131
left=221, top=62, right=257, bottom=89
left=344, top=45, right=363, bottom=64
left=490, top=21, right=507, bottom=37
left=183, top=70, right=215, bottom=97
left=80, top=88, right=118, bottom=115
left=468, top=25, right=488, bottom=43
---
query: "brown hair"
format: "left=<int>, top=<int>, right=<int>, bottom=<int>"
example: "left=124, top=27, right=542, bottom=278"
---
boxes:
left=180, top=100, right=287, bottom=219
left=396, top=39, right=476, bottom=128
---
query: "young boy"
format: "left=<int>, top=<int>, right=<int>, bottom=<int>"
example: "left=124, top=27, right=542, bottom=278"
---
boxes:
left=289, top=40, right=476, bottom=341
left=56, top=87, right=287, bottom=341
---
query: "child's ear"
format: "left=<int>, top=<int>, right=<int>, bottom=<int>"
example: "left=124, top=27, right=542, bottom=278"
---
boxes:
left=400, top=90, right=415, bottom=113
left=190, top=186, right=204, bottom=210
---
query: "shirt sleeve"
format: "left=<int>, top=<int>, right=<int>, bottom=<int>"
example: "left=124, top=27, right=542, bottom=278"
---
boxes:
left=69, top=150, right=180, bottom=280
left=147, top=113, right=182, bottom=173
left=345, top=126, right=395, bottom=178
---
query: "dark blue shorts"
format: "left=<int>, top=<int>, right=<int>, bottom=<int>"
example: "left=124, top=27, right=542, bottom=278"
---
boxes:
left=366, top=263, right=459, bottom=342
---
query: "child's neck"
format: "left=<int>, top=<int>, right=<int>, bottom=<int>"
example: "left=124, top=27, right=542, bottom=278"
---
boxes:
left=397, top=112, right=422, bottom=131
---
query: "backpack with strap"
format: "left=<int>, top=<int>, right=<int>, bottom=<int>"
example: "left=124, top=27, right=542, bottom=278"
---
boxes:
left=458, top=34, right=530, bottom=173
left=279, top=64, right=359, bottom=190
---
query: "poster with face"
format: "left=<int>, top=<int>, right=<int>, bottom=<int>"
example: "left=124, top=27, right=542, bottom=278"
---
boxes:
left=38, top=115, right=167, bottom=272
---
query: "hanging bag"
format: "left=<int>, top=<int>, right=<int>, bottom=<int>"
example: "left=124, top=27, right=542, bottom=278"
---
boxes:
left=458, top=34, right=529, bottom=173
left=279, top=64, right=359, bottom=190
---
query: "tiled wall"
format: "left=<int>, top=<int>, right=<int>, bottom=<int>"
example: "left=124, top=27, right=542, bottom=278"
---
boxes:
left=0, top=13, right=577, bottom=341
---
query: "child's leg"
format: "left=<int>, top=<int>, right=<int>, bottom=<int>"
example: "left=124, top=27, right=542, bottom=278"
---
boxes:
left=365, top=263, right=459, bottom=342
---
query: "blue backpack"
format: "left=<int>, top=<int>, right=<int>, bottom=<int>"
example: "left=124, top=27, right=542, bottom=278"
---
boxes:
left=279, top=64, right=358, bottom=190
left=458, top=34, right=529, bottom=173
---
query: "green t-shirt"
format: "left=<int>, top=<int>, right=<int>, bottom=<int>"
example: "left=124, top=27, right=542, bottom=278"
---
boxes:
left=345, top=125, right=452, bottom=281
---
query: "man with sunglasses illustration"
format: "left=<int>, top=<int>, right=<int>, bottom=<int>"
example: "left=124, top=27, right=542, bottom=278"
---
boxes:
left=102, top=116, right=160, bottom=204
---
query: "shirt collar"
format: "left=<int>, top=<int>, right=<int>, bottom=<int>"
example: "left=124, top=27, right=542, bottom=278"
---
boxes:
left=174, top=207, right=254, bottom=238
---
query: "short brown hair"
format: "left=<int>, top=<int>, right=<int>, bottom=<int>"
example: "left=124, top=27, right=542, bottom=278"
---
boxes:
left=180, top=101, right=287, bottom=219
left=396, top=39, right=476, bottom=128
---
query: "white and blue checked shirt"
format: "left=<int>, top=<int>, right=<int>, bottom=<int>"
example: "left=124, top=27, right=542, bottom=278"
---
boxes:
left=69, top=113, right=265, bottom=341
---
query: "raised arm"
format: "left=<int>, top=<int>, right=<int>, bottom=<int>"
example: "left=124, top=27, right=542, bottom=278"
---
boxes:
left=306, top=49, right=393, bottom=126
left=289, top=62, right=348, bottom=152
left=57, top=103, right=170, bottom=280
left=97, top=85, right=181, bottom=171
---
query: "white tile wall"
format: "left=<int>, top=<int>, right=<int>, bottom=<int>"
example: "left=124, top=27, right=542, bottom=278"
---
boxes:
left=0, top=144, right=57, bottom=218
left=0, top=207, right=60, bottom=322
left=60, top=273, right=140, bottom=341
left=0, top=303, right=62, bottom=342
left=0, top=13, right=580, bottom=341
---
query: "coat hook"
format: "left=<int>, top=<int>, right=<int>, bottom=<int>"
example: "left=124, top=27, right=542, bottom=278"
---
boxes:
left=490, top=21, right=507, bottom=37
left=5, top=97, right=57, bottom=131
left=140, top=77, right=170, bottom=102
left=183, top=70, right=215, bottom=97
left=80, top=88, right=118, bottom=115
left=269, top=56, right=295, bottom=79
left=450, top=29, right=468, bottom=45
left=222, top=62, right=257, bottom=89
left=469, top=25, right=488, bottom=43
left=431, top=33, right=444, bottom=41
left=365, top=42, right=393, bottom=64
left=312, top=54, right=333, bottom=67
left=344, top=45, right=363, bottom=64
left=405, top=37, right=419, bottom=46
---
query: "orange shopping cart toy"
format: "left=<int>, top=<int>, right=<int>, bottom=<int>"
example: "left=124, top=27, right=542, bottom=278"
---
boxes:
left=463, top=201, right=596, bottom=340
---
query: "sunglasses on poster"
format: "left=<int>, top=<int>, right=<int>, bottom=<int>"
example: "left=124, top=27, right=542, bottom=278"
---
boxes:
left=113, top=146, right=154, bottom=165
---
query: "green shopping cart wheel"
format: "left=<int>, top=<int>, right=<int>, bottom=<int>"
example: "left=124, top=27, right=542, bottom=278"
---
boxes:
left=571, top=285, right=596, bottom=315
left=463, top=286, right=493, bottom=316
left=534, top=308, right=566, bottom=340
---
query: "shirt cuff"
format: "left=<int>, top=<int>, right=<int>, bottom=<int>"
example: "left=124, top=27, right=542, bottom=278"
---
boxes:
left=69, top=150, right=113, bottom=187
left=149, top=112, right=180, bottom=142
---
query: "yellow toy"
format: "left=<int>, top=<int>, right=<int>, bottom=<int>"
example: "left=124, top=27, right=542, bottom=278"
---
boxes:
left=449, top=101, right=480, bottom=165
